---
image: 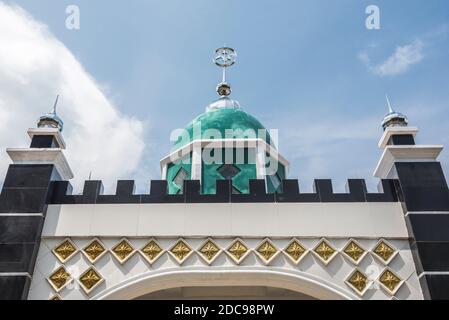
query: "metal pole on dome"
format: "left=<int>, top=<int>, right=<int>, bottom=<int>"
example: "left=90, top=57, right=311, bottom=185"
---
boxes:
left=213, top=47, right=237, bottom=97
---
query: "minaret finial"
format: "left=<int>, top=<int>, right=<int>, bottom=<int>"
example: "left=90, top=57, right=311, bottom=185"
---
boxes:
left=381, top=95, right=409, bottom=131
left=37, top=95, right=64, bottom=131
left=213, top=47, right=237, bottom=97
left=52, top=94, right=60, bottom=114
left=385, top=94, right=394, bottom=113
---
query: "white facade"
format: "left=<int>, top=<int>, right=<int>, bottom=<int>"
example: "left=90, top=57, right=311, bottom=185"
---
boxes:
left=28, top=202, right=423, bottom=300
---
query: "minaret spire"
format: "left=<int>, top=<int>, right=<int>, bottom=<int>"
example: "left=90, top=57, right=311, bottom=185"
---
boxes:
left=52, top=94, right=60, bottom=115
left=37, top=95, right=64, bottom=131
left=385, top=94, right=394, bottom=113
left=381, top=95, right=408, bottom=131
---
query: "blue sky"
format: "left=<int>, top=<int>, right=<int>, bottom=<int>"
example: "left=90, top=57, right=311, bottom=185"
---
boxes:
left=1, top=0, right=448, bottom=192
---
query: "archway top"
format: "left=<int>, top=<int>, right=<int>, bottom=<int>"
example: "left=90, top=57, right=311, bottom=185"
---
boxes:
left=92, top=267, right=359, bottom=301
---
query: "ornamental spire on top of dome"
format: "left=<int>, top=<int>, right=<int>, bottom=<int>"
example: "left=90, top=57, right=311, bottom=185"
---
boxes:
left=206, top=47, right=240, bottom=112
left=214, top=46, right=237, bottom=97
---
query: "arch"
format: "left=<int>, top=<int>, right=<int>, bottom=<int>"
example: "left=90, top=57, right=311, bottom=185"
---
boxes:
left=92, top=267, right=359, bottom=300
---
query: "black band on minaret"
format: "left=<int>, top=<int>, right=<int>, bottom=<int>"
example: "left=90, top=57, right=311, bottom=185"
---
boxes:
left=396, top=162, right=449, bottom=300
left=387, top=134, right=415, bottom=146
left=0, top=164, right=59, bottom=300
left=30, top=135, right=60, bottom=148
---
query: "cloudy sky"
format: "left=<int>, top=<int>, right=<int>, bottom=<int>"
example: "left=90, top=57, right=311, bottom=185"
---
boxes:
left=0, top=0, right=448, bottom=193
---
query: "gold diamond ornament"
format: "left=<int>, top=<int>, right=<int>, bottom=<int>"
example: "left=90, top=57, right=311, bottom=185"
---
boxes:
left=199, top=239, right=221, bottom=263
left=379, top=269, right=403, bottom=294
left=256, top=239, right=278, bottom=263
left=169, top=239, right=192, bottom=264
left=48, top=266, right=72, bottom=292
left=83, top=239, right=106, bottom=263
left=52, top=239, right=77, bottom=263
left=343, top=240, right=366, bottom=264
left=79, top=267, right=104, bottom=294
left=313, top=239, right=337, bottom=264
left=346, top=270, right=369, bottom=296
left=111, top=239, right=135, bottom=263
left=141, top=240, right=164, bottom=264
left=227, top=239, right=249, bottom=264
left=284, top=239, right=307, bottom=263
left=373, top=240, right=396, bottom=264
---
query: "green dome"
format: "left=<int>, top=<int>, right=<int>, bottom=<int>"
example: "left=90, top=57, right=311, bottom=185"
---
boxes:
left=173, top=108, right=273, bottom=150
left=167, top=106, right=285, bottom=195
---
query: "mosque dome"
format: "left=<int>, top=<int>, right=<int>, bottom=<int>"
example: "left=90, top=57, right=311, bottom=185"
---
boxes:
left=167, top=104, right=282, bottom=195
left=172, top=105, right=273, bottom=151
left=164, top=47, right=286, bottom=196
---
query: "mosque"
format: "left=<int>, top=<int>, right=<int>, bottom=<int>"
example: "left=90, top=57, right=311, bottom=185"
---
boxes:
left=0, top=48, right=448, bottom=300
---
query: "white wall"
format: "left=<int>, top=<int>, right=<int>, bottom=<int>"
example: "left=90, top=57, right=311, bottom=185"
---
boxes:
left=29, top=202, right=422, bottom=300
left=42, top=202, right=408, bottom=238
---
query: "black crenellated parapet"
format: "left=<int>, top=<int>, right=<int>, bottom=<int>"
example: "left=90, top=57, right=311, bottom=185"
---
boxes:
left=277, top=179, right=398, bottom=203
left=48, top=178, right=400, bottom=204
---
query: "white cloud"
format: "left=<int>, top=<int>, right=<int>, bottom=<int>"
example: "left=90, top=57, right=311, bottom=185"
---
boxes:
left=360, top=40, right=424, bottom=76
left=357, top=52, right=370, bottom=65
left=0, top=3, right=145, bottom=191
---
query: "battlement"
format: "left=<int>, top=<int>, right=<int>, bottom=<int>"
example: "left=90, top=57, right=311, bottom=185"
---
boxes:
left=47, top=178, right=400, bottom=204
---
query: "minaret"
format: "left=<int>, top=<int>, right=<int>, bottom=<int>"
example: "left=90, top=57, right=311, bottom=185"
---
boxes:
left=0, top=97, right=73, bottom=300
left=374, top=95, right=449, bottom=300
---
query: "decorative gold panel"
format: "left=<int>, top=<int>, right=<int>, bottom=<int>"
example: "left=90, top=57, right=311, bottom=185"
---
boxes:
left=373, top=240, right=396, bottom=264
left=313, top=239, right=337, bottom=264
left=343, top=240, right=366, bottom=264
left=346, top=269, right=369, bottom=296
left=50, top=295, right=62, bottom=301
left=379, top=269, right=403, bottom=294
left=83, top=238, right=106, bottom=263
left=227, top=239, right=249, bottom=264
left=48, top=266, right=71, bottom=292
left=141, top=239, right=164, bottom=264
left=284, top=239, right=307, bottom=264
left=169, top=239, right=193, bottom=264
left=52, top=239, right=77, bottom=263
left=79, top=267, right=103, bottom=294
left=256, top=239, right=278, bottom=263
left=199, top=239, right=221, bottom=263
left=111, top=239, right=135, bottom=263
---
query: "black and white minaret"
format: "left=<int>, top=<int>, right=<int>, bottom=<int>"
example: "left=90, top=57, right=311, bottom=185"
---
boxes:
left=375, top=96, right=449, bottom=300
left=0, top=97, right=73, bottom=300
